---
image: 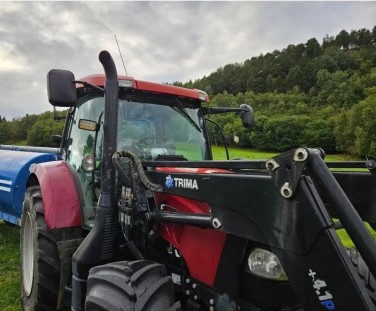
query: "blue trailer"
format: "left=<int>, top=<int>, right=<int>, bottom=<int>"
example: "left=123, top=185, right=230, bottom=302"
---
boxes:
left=0, top=145, right=60, bottom=225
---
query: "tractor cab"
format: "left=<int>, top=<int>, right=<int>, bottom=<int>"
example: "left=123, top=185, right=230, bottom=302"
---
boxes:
left=54, top=74, right=216, bottom=228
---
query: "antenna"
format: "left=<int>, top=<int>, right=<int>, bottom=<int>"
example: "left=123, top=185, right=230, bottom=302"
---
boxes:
left=114, top=34, right=128, bottom=76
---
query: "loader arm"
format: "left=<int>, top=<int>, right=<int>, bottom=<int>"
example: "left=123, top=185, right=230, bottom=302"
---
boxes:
left=138, top=148, right=376, bottom=310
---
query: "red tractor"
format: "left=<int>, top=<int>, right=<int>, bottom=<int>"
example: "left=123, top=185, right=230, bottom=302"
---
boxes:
left=20, top=51, right=376, bottom=310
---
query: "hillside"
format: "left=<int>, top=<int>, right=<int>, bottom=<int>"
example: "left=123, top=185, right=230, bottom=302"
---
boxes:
left=1, top=26, right=376, bottom=157
left=180, top=26, right=376, bottom=157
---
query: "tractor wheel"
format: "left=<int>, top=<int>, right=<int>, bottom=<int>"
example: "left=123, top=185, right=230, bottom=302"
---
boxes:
left=20, top=186, right=61, bottom=311
left=85, top=260, right=181, bottom=311
left=348, top=248, right=376, bottom=305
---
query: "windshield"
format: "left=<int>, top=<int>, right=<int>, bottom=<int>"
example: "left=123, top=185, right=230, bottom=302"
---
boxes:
left=117, top=93, right=210, bottom=161
left=66, top=92, right=211, bottom=167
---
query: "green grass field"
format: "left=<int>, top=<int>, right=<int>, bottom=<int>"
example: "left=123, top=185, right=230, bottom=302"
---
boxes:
left=0, top=147, right=374, bottom=310
left=211, top=145, right=357, bottom=161
left=0, top=221, right=21, bottom=311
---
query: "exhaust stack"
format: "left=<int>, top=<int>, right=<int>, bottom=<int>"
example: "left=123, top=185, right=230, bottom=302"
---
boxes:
left=71, top=51, right=119, bottom=310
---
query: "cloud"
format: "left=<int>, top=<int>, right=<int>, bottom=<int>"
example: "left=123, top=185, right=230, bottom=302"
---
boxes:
left=0, top=1, right=375, bottom=119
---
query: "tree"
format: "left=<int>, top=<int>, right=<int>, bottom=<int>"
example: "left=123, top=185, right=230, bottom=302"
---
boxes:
left=352, top=95, right=376, bottom=157
left=27, top=118, right=64, bottom=147
left=311, top=69, right=362, bottom=107
left=303, top=120, right=336, bottom=153
left=262, top=116, right=309, bottom=151
left=10, top=114, right=38, bottom=142
left=322, top=34, right=338, bottom=49
left=305, top=38, right=321, bottom=58
left=335, top=30, right=350, bottom=50
left=0, top=121, right=11, bottom=144
left=355, top=28, right=373, bottom=47
left=372, top=26, right=376, bottom=44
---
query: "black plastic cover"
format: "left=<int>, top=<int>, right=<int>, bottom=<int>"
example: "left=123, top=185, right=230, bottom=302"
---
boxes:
left=47, top=69, right=77, bottom=107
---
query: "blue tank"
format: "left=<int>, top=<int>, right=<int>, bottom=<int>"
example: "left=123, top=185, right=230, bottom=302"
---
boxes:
left=0, top=149, right=59, bottom=225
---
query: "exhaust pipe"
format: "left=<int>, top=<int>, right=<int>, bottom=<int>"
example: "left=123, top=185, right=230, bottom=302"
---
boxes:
left=71, top=51, right=119, bottom=310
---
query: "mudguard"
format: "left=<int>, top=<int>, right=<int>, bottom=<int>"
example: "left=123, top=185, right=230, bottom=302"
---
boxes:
left=31, top=161, right=81, bottom=229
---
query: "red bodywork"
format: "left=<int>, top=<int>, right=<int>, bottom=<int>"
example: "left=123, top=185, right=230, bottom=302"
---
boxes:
left=31, top=161, right=81, bottom=229
left=78, top=74, right=209, bottom=102
left=154, top=167, right=231, bottom=286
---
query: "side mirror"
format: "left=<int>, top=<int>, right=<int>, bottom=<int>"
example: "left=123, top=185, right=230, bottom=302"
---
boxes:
left=239, top=104, right=254, bottom=128
left=47, top=69, right=77, bottom=107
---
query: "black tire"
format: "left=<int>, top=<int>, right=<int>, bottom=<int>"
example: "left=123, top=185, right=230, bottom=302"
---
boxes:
left=348, top=248, right=376, bottom=304
left=20, top=186, right=61, bottom=311
left=85, top=260, right=181, bottom=311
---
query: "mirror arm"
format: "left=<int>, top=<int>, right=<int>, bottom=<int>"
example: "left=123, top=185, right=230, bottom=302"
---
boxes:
left=205, top=117, right=230, bottom=160
left=203, top=107, right=246, bottom=115
left=74, top=80, right=105, bottom=95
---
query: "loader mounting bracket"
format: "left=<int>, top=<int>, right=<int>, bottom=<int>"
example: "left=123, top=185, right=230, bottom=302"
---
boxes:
left=266, top=148, right=323, bottom=199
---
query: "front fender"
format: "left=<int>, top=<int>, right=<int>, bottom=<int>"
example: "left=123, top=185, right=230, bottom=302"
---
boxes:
left=31, top=161, right=81, bottom=229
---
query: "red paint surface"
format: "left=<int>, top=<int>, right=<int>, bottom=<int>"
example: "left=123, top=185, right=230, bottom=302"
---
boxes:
left=32, top=161, right=81, bottom=229
left=78, top=74, right=209, bottom=101
left=154, top=192, right=227, bottom=286
left=155, top=166, right=231, bottom=174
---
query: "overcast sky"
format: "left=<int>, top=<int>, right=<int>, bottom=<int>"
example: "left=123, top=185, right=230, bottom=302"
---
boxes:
left=0, top=1, right=375, bottom=120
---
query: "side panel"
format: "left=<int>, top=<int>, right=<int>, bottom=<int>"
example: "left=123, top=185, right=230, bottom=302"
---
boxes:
left=154, top=167, right=230, bottom=286
left=32, top=161, right=81, bottom=229
left=154, top=193, right=227, bottom=286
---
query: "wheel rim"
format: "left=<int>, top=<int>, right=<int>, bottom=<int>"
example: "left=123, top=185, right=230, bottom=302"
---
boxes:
left=22, top=211, right=34, bottom=296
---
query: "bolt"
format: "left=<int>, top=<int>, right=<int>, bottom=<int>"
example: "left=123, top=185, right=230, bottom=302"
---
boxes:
left=194, top=295, right=198, bottom=301
left=209, top=299, right=214, bottom=305
left=281, top=182, right=293, bottom=199
left=209, top=307, right=214, bottom=311
left=186, top=290, right=190, bottom=296
left=186, top=278, right=190, bottom=284
left=212, top=218, right=222, bottom=228
left=265, top=159, right=280, bottom=171
left=192, top=283, right=197, bottom=289
left=294, top=148, right=308, bottom=162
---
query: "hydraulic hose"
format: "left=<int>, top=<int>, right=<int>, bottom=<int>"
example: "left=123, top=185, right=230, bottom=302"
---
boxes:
left=112, top=150, right=164, bottom=192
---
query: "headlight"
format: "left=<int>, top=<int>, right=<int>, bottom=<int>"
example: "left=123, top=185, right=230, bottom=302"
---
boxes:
left=82, top=154, right=95, bottom=172
left=248, top=248, right=288, bottom=281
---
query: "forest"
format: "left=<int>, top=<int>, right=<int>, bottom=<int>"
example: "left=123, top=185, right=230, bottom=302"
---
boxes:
left=1, top=26, right=376, bottom=157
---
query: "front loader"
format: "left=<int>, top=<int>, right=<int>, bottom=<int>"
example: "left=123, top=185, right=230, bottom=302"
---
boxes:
left=19, top=50, right=376, bottom=311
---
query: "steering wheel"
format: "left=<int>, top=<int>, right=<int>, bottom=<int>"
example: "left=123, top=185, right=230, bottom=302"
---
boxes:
left=136, top=136, right=168, bottom=149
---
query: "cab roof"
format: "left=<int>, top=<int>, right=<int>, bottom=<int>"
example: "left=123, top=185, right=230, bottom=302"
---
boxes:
left=78, top=74, right=209, bottom=102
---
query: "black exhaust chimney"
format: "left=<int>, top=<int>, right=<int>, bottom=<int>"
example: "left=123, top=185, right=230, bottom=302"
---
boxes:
left=71, top=51, right=119, bottom=310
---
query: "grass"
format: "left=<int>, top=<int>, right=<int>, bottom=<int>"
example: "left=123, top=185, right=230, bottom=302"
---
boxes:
left=0, top=147, right=374, bottom=311
left=0, top=221, right=21, bottom=311
left=212, top=145, right=277, bottom=160
left=211, top=145, right=356, bottom=161
left=337, top=222, right=376, bottom=248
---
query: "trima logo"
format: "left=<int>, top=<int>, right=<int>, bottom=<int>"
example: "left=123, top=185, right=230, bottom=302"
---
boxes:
left=165, top=175, right=199, bottom=190
left=165, top=175, right=174, bottom=189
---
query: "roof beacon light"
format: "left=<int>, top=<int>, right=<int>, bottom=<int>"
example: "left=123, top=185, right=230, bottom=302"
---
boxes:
left=119, top=79, right=134, bottom=88
left=198, top=91, right=208, bottom=101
